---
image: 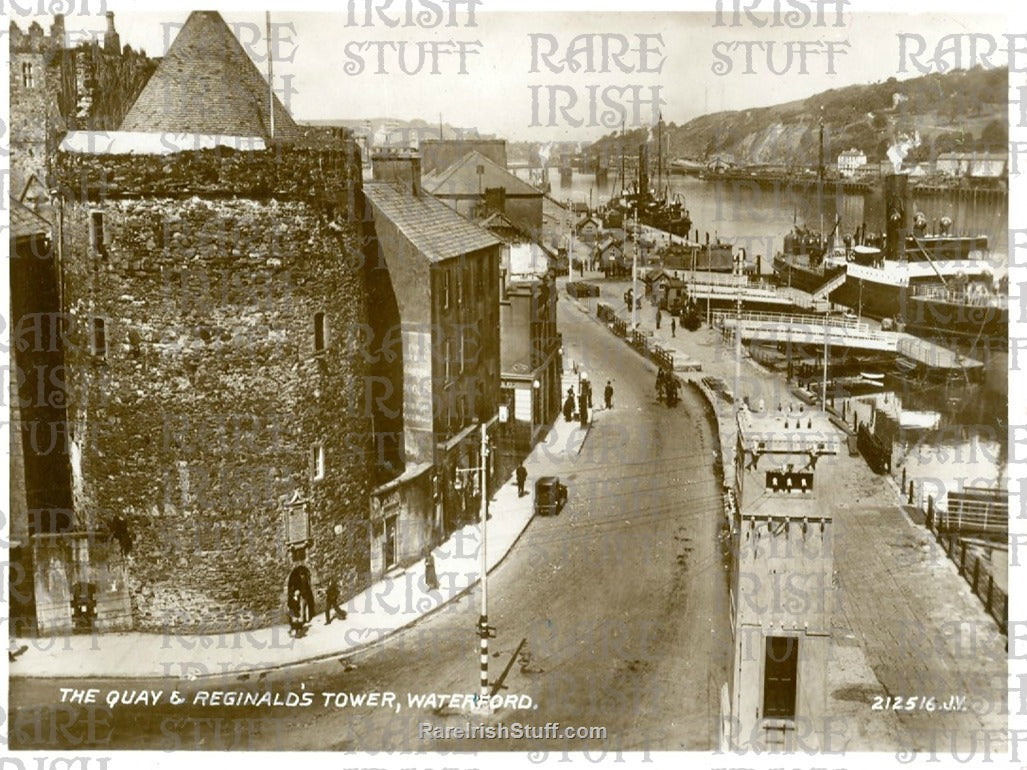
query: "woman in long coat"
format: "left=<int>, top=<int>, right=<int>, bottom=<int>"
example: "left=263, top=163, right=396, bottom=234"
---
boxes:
left=287, top=566, right=315, bottom=637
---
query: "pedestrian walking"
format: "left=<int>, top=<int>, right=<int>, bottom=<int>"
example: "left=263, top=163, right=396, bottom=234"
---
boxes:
left=581, top=374, right=592, bottom=408
left=516, top=464, right=528, bottom=497
left=671, top=316, right=676, bottom=337
left=424, top=550, right=439, bottom=591
left=563, top=392, right=575, bottom=422
left=666, top=375, right=679, bottom=408
left=578, top=392, right=588, bottom=427
left=604, top=380, right=614, bottom=409
left=656, top=369, right=665, bottom=403
left=324, top=575, right=347, bottom=624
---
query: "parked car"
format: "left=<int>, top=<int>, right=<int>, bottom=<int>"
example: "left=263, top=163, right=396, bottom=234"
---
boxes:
left=534, top=476, right=568, bottom=516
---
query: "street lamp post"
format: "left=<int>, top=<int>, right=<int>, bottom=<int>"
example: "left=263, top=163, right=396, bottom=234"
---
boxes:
left=454, top=417, right=499, bottom=712
left=477, top=421, right=491, bottom=709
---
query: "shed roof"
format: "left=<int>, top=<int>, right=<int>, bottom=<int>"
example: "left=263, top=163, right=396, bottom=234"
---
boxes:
left=10, top=200, right=51, bottom=240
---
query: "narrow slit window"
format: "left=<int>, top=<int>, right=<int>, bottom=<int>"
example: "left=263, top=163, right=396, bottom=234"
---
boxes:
left=442, top=270, right=450, bottom=310
left=312, top=443, right=325, bottom=482
left=314, top=311, right=326, bottom=354
left=22, top=62, right=34, bottom=88
left=89, top=211, right=106, bottom=256
left=90, top=317, right=107, bottom=357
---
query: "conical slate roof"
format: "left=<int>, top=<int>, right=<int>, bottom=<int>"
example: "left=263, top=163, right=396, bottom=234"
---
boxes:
left=120, top=11, right=302, bottom=141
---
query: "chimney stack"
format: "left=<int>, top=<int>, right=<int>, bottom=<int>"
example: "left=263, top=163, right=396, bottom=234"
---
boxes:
left=51, top=14, right=65, bottom=46
left=371, top=148, right=421, bottom=196
left=484, top=186, right=506, bottom=215
left=104, top=11, right=120, bottom=54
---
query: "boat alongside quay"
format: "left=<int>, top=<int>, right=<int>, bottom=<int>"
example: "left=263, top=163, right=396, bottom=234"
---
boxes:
left=772, top=173, right=1004, bottom=340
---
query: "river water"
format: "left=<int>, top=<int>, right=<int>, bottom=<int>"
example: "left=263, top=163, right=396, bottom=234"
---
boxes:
left=529, top=171, right=1010, bottom=275
left=525, top=169, right=1009, bottom=509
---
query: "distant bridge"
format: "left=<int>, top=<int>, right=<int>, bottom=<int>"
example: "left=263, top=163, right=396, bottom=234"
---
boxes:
left=713, top=310, right=982, bottom=371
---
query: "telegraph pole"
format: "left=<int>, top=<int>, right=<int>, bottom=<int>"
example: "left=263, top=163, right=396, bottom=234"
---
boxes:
left=822, top=321, right=829, bottom=412
left=734, top=250, right=742, bottom=411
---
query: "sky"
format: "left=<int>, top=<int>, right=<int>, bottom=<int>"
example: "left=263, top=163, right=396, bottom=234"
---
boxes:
left=9, top=3, right=1017, bottom=141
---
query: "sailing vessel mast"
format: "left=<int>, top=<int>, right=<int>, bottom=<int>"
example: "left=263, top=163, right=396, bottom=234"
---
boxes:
left=620, top=120, right=626, bottom=198
left=817, top=105, right=828, bottom=410
left=818, top=106, right=825, bottom=248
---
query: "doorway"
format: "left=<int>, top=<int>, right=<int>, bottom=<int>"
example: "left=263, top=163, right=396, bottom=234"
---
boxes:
left=383, top=515, right=398, bottom=571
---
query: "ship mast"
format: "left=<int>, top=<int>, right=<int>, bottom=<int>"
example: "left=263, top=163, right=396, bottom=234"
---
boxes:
left=818, top=106, right=825, bottom=249
left=620, top=120, right=626, bottom=198
left=818, top=106, right=828, bottom=411
left=657, top=113, right=663, bottom=198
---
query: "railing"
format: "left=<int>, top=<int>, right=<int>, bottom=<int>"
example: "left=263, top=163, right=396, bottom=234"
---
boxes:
left=566, top=281, right=600, bottom=298
left=934, top=525, right=1006, bottom=631
left=712, top=310, right=866, bottom=331
left=911, top=284, right=1008, bottom=308
left=597, top=303, right=674, bottom=371
left=687, top=283, right=787, bottom=300
left=936, top=489, right=1007, bottom=537
left=917, top=492, right=1008, bottom=633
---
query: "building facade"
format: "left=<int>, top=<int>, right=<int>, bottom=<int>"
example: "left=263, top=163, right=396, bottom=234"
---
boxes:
left=9, top=13, right=156, bottom=198
left=836, top=148, right=867, bottom=178
left=936, top=151, right=1007, bottom=179
left=497, top=242, right=561, bottom=463
left=363, top=150, right=504, bottom=574
left=424, top=150, right=544, bottom=240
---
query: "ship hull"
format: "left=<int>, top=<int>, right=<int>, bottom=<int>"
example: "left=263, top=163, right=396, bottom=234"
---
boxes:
left=774, top=254, right=1004, bottom=338
left=904, top=297, right=1008, bottom=340
left=772, top=255, right=842, bottom=293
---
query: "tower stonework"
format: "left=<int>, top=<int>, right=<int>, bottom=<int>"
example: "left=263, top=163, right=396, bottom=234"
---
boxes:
left=54, top=137, right=373, bottom=632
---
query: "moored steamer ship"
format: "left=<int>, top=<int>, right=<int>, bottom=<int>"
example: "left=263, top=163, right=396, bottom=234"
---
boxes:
left=773, top=173, right=1005, bottom=339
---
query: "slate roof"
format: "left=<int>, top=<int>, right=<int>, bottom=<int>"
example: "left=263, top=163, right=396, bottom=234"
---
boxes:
left=120, top=11, right=302, bottom=141
left=424, top=151, right=541, bottom=198
left=10, top=200, right=51, bottom=240
left=364, top=182, right=501, bottom=263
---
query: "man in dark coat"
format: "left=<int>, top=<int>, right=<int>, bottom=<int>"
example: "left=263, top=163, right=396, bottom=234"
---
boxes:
left=516, top=464, right=528, bottom=497
left=604, top=380, right=614, bottom=409
left=324, top=576, right=347, bottom=624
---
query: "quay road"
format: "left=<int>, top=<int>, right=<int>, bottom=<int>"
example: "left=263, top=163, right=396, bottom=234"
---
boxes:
left=9, top=290, right=732, bottom=751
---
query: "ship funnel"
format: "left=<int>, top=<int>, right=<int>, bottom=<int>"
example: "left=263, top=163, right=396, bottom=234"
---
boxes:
left=884, top=173, right=909, bottom=261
